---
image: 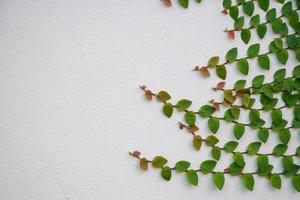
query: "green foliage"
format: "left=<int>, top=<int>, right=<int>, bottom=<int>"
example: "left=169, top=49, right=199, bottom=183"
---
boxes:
left=132, top=0, right=300, bottom=192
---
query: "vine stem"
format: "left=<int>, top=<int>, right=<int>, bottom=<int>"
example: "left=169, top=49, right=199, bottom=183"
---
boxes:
left=178, top=122, right=297, bottom=158
left=224, top=7, right=300, bottom=32
left=209, top=99, right=298, bottom=111
left=140, top=86, right=295, bottom=132
left=129, top=151, right=287, bottom=176
left=197, top=46, right=291, bottom=71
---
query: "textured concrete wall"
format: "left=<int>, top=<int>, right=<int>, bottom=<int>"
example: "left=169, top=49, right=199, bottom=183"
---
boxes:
left=0, top=1, right=298, bottom=199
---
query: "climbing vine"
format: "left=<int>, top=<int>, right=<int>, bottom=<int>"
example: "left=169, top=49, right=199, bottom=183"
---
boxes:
left=130, top=0, right=300, bottom=192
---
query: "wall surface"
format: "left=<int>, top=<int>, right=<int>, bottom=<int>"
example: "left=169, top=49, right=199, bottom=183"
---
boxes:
left=0, top=1, right=299, bottom=200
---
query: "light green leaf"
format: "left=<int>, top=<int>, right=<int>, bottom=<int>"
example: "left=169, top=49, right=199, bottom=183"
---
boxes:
left=199, top=105, right=216, bottom=118
left=242, top=173, right=254, bottom=191
left=237, top=59, right=249, bottom=75
left=247, top=142, right=261, bottom=155
left=186, top=170, right=198, bottom=186
left=193, top=135, right=202, bottom=151
left=224, top=141, right=239, bottom=153
left=152, top=156, right=168, bottom=168
left=233, top=124, right=245, bottom=140
left=185, top=111, right=196, bottom=125
left=208, top=118, right=220, bottom=133
left=176, top=99, right=192, bottom=111
left=161, top=166, right=172, bottom=181
left=178, top=0, right=189, bottom=8
left=176, top=160, right=191, bottom=172
left=208, top=56, right=220, bottom=68
left=247, top=43, right=260, bottom=58
left=270, top=173, right=281, bottom=189
left=157, top=91, right=171, bottom=102
left=213, top=172, right=225, bottom=190
left=200, top=160, right=217, bottom=174
left=163, top=103, right=173, bottom=118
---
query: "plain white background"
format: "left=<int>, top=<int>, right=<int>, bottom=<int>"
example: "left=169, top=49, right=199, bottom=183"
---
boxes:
left=0, top=0, right=299, bottom=199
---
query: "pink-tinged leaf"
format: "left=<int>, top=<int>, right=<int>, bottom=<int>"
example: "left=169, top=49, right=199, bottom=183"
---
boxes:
left=163, top=0, right=172, bottom=7
left=216, top=82, right=225, bottom=90
left=145, top=90, right=153, bottom=101
left=227, top=31, right=235, bottom=40
left=213, top=102, right=220, bottom=111
left=222, top=9, right=228, bottom=15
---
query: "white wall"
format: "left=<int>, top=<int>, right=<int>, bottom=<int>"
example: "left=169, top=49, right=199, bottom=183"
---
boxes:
left=0, top=1, right=298, bottom=199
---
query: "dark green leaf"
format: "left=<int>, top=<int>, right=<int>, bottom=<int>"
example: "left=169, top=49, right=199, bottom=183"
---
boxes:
left=257, top=55, right=270, bottom=70
left=185, top=111, right=196, bottom=125
left=211, top=147, right=221, bottom=160
left=224, top=141, right=239, bottom=153
left=226, top=47, right=238, bottom=63
left=247, top=43, right=260, bottom=57
left=216, top=65, right=227, bottom=80
left=186, top=170, right=198, bottom=186
left=176, top=99, right=192, bottom=111
left=241, top=29, right=251, bottom=44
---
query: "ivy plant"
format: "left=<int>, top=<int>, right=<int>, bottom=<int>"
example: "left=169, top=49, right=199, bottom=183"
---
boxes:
left=130, top=0, right=300, bottom=192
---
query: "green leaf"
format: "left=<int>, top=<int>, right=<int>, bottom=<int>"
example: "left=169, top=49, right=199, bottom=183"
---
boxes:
left=230, top=106, right=240, bottom=119
left=211, top=147, right=221, bottom=161
left=270, top=173, right=281, bottom=189
left=263, top=84, right=273, bottom=99
left=242, top=94, right=250, bottom=107
left=234, top=79, right=246, bottom=90
left=216, top=65, right=227, bottom=80
left=279, top=129, right=291, bottom=145
left=152, top=156, right=168, bottom=168
left=200, top=160, right=217, bottom=174
left=294, top=105, right=300, bottom=120
left=273, top=68, right=286, bottom=82
left=243, top=1, right=254, bottom=16
left=273, top=144, right=288, bottom=157
left=163, top=103, right=173, bottom=118
left=282, top=1, right=293, bottom=16
left=176, top=99, right=192, bottom=111
left=252, top=75, right=265, bottom=88
left=178, top=0, right=189, bottom=8
left=292, top=175, right=300, bottom=192
left=229, top=6, right=239, bottom=20
left=266, top=8, right=277, bottom=22
left=208, top=118, right=220, bottom=133
left=282, top=156, right=294, bottom=172
left=257, top=24, right=267, bottom=39
left=161, top=166, right=172, bottom=181
left=257, top=55, right=270, bottom=70
left=276, top=49, right=289, bottom=64
left=185, top=111, right=196, bottom=125
left=186, top=170, right=198, bottom=186
left=223, top=0, right=232, bottom=9
left=233, top=124, right=245, bottom=140
left=224, top=90, right=235, bottom=104
left=224, top=141, right=239, bottom=153
left=193, top=135, right=202, bottom=151
left=229, top=162, right=243, bottom=176
left=258, top=128, right=269, bottom=143
left=237, top=59, right=249, bottom=75
left=241, top=29, right=251, bottom=44
left=258, top=0, right=269, bottom=11
left=205, top=135, right=219, bottom=146
left=226, top=47, right=238, bottom=63
left=247, top=142, right=261, bottom=155
left=213, top=172, right=225, bottom=190
left=293, top=65, right=300, bottom=78
left=157, top=91, right=171, bottom=102
left=250, top=15, right=260, bottom=27
left=247, top=43, right=260, bottom=58
left=296, top=146, right=300, bottom=157
left=199, top=105, right=216, bottom=118
left=233, top=153, right=245, bottom=167
left=176, top=160, right=191, bottom=172
left=234, top=16, right=245, bottom=30
left=208, top=56, right=220, bottom=68
left=257, top=155, right=269, bottom=174
left=242, top=173, right=254, bottom=191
